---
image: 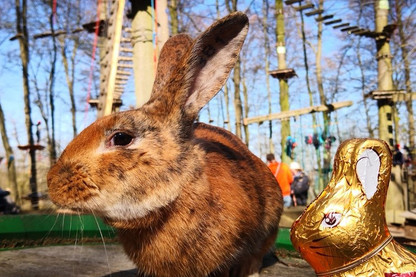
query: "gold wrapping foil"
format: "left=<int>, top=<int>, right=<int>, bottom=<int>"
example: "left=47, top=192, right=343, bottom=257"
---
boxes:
left=290, top=138, right=416, bottom=276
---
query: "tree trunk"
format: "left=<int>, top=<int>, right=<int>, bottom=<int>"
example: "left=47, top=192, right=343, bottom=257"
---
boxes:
left=264, top=0, right=273, bottom=153
left=0, top=101, right=19, bottom=205
left=276, top=0, right=291, bottom=163
left=316, top=0, right=330, bottom=185
left=242, top=65, right=249, bottom=146
left=15, top=0, right=38, bottom=209
left=233, top=58, right=243, bottom=139
left=375, top=0, right=403, bottom=225
left=47, top=8, right=57, bottom=165
left=395, top=0, right=415, bottom=155
left=224, top=83, right=231, bottom=131
left=216, top=0, right=231, bottom=132
left=168, top=0, right=178, bottom=35
left=226, top=0, right=243, bottom=139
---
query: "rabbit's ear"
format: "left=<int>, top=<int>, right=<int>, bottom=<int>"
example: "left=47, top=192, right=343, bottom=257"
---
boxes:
left=151, top=34, right=193, bottom=98
left=356, top=149, right=381, bottom=199
left=180, top=12, right=248, bottom=120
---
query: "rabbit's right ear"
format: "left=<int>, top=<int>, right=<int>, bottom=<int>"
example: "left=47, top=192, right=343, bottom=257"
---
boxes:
left=151, top=34, right=193, bottom=98
left=179, top=12, right=248, bottom=121
left=144, top=12, right=248, bottom=125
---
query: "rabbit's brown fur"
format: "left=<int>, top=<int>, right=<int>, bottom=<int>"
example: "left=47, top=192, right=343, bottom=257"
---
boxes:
left=48, top=12, right=282, bottom=277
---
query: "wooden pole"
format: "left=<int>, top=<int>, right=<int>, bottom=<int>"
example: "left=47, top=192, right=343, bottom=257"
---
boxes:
left=243, top=101, right=353, bottom=125
left=276, top=0, right=291, bottom=163
left=375, top=0, right=394, bottom=147
left=130, top=0, right=156, bottom=108
left=375, top=0, right=405, bottom=225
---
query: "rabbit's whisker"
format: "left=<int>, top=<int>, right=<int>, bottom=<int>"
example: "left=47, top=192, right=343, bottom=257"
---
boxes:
left=92, top=210, right=112, bottom=275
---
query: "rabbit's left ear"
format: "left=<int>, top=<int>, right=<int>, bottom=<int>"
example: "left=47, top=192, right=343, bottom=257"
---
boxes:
left=181, top=12, right=248, bottom=120
left=356, top=149, right=381, bottom=199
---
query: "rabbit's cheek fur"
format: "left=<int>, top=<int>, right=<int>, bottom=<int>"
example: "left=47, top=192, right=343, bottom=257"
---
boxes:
left=89, top=135, right=193, bottom=221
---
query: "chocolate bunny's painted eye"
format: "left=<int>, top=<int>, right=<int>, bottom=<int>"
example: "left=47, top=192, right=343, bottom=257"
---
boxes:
left=111, top=132, right=134, bottom=147
left=321, top=212, right=342, bottom=228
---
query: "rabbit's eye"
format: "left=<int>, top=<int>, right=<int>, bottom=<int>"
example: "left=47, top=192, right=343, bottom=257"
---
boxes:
left=321, top=212, right=342, bottom=228
left=111, top=132, right=134, bottom=146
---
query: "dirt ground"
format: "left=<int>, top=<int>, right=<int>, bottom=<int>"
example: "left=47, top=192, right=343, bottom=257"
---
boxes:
left=0, top=244, right=315, bottom=277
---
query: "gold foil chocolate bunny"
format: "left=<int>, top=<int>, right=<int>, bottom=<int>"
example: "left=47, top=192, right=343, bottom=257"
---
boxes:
left=291, top=138, right=416, bottom=276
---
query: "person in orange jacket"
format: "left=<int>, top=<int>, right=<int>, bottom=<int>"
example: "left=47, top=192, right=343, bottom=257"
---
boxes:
left=266, top=153, right=293, bottom=207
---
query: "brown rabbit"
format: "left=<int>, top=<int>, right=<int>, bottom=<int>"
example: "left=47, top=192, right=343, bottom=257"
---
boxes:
left=47, top=12, right=282, bottom=277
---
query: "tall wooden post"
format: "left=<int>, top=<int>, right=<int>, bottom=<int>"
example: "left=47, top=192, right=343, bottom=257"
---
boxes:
left=130, top=0, right=156, bottom=108
left=276, top=0, right=291, bottom=164
left=375, top=0, right=394, bottom=147
left=375, top=0, right=404, bottom=224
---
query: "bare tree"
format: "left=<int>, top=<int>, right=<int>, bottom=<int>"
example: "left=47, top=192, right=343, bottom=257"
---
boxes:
left=0, top=100, right=19, bottom=205
left=168, top=0, right=179, bottom=35
left=14, top=0, right=39, bottom=209
left=226, top=0, right=243, bottom=140
left=395, top=0, right=415, bottom=154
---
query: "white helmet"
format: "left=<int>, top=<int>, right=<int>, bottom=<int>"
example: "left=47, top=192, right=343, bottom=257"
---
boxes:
left=290, top=162, right=301, bottom=170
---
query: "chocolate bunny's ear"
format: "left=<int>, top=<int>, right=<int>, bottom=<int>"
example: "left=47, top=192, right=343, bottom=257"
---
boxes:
left=356, top=149, right=381, bottom=200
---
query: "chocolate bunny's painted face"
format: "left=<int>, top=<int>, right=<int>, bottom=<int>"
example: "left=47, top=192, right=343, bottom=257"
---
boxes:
left=291, top=139, right=392, bottom=274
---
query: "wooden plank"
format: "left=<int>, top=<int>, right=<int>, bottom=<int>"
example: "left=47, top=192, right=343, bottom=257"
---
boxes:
left=324, top=19, right=342, bottom=25
left=118, top=56, right=133, bottom=61
left=120, top=47, right=133, bottom=53
left=120, top=37, right=131, bottom=43
left=304, top=9, right=323, bottom=16
left=333, top=23, right=349, bottom=29
left=115, top=75, right=129, bottom=80
left=118, top=63, right=133, bottom=68
left=315, top=14, right=334, bottom=22
left=116, top=70, right=131, bottom=76
left=340, top=26, right=359, bottom=32
left=243, top=101, right=353, bottom=125
left=285, top=0, right=303, bottom=5
left=294, top=3, right=314, bottom=11
left=392, top=93, right=416, bottom=102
